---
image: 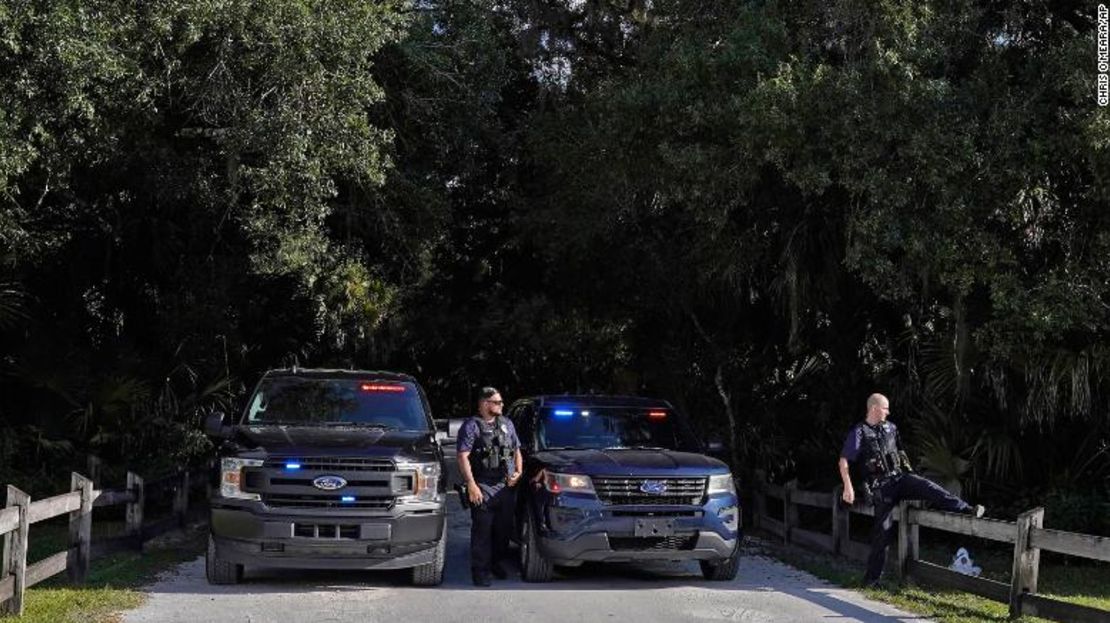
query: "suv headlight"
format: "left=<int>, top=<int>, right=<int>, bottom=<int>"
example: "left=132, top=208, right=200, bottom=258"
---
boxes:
left=544, top=471, right=595, bottom=494
left=707, top=473, right=736, bottom=495
left=220, top=457, right=263, bottom=500
left=402, top=461, right=442, bottom=502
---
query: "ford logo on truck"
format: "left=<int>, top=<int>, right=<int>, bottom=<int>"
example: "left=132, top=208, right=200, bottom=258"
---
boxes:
left=639, top=480, right=667, bottom=494
left=312, top=475, right=348, bottom=491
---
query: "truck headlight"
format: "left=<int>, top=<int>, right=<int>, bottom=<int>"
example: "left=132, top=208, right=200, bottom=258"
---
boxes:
left=220, top=457, right=263, bottom=500
left=544, top=472, right=594, bottom=494
left=707, top=473, right=736, bottom=495
left=403, top=461, right=441, bottom=502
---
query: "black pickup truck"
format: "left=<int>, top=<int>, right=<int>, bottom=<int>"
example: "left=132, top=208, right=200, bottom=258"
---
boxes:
left=506, top=395, right=741, bottom=582
left=203, top=369, right=447, bottom=585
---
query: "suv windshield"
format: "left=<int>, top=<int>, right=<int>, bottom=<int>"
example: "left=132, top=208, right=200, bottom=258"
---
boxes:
left=243, top=377, right=429, bottom=431
left=537, top=407, right=682, bottom=450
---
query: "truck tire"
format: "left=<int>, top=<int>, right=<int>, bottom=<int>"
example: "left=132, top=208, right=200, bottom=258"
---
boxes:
left=699, top=545, right=740, bottom=581
left=206, top=534, right=243, bottom=585
left=520, top=511, right=553, bottom=582
left=411, top=524, right=446, bottom=586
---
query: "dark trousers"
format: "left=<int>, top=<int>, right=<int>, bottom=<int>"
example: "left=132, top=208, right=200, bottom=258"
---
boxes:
left=470, top=484, right=516, bottom=576
left=865, top=473, right=970, bottom=583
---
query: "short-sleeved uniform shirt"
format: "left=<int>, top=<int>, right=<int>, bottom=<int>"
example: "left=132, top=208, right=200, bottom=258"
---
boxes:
left=457, top=416, right=521, bottom=495
left=841, top=420, right=901, bottom=488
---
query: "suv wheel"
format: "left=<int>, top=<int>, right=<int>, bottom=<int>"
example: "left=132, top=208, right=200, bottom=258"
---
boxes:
left=206, top=534, right=244, bottom=585
left=699, top=544, right=740, bottom=581
left=520, top=511, right=553, bottom=582
left=411, top=523, right=446, bottom=586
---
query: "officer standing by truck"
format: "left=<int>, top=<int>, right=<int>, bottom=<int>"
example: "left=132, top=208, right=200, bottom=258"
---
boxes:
left=838, top=393, right=985, bottom=587
left=457, top=387, right=523, bottom=586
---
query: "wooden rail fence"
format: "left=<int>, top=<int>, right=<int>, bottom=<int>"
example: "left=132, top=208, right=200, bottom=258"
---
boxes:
left=751, top=473, right=1110, bottom=622
left=0, top=458, right=208, bottom=617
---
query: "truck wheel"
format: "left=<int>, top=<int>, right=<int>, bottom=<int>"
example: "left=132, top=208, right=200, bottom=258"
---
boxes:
left=699, top=545, right=740, bottom=581
left=411, top=524, right=446, bottom=586
left=520, top=512, right=553, bottom=582
left=206, top=534, right=243, bottom=585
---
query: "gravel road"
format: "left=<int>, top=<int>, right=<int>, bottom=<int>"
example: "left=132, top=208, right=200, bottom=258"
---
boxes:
left=122, top=495, right=925, bottom=623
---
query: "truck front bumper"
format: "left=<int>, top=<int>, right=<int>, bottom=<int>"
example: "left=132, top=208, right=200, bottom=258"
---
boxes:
left=210, top=506, right=445, bottom=570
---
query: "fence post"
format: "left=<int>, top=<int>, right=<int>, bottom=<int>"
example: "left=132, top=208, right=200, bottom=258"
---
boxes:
left=126, top=472, right=145, bottom=550
left=86, top=455, right=102, bottom=488
left=68, top=473, right=94, bottom=583
left=174, top=469, right=190, bottom=527
left=1009, top=507, right=1044, bottom=619
left=897, top=500, right=920, bottom=582
left=2, top=486, right=30, bottom=616
left=783, top=480, right=798, bottom=545
left=832, top=485, right=843, bottom=553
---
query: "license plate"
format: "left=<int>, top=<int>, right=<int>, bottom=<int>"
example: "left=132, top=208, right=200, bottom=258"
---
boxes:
left=634, top=518, right=675, bottom=537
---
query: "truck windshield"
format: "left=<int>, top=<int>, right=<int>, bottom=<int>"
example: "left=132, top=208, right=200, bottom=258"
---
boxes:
left=243, top=377, right=429, bottom=431
left=537, top=407, right=681, bottom=450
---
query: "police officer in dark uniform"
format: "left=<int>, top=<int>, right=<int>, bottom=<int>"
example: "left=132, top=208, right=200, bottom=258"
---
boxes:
left=457, top=387, right=523, bottom=586
left=838, top=393, right=985, bottom=587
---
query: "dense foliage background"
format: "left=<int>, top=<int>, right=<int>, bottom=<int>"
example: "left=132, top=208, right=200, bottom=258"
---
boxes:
left=2, top=0, right=1108, bottom=533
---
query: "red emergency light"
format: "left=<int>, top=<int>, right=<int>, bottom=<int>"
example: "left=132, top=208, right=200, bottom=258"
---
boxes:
left=647, top=410, right=668, bottom=421
left=360, top=383, right=406, bottom=393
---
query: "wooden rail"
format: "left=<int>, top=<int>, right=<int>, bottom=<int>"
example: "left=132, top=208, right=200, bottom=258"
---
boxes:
left=751, top=473, right=1110, bottom=622
left=0, top=459, right=209, bottom=617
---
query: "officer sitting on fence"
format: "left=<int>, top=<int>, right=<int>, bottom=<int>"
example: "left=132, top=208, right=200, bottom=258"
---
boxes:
left=837, top=393, right=985, bottom=587
left=457, top=386, right=523, bottom=587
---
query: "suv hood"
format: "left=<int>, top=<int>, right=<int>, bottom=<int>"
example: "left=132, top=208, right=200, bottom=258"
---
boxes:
left=232, top=425, right=436, bottom=461
left=534, top=448, right=727, bottom=476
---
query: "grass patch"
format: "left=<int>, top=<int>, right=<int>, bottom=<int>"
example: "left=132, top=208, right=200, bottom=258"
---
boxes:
left=11, top=528, right=204, bottom=623
left=752, top=533, right=1110, bottom=623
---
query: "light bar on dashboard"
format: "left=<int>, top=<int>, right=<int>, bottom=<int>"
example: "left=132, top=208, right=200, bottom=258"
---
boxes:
left=360, top=383, right=406, bottom=393
left=647, top=410, right=668, bottom=420
left=553, top=409, right=575, bottom=418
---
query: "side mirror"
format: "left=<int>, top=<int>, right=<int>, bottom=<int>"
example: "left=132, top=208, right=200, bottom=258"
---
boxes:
left=448, top=418, right=467, bottom=439
left=204, top=412, right=230, bottom=438
left=434, top=419, right=450, bottom=443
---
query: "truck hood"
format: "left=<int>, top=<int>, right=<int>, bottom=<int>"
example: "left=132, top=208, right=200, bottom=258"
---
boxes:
left=232, top=425, right=437, bottom=461
left=533, top=448, right=728, bottom=476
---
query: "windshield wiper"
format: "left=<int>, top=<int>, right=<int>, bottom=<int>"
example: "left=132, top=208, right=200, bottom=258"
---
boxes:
left=603, top=445, right=668, bottom=451
left=541, top=445, right=591, bottom=451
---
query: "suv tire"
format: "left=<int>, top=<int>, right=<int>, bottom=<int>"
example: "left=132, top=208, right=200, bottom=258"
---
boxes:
left=520, top=511, right=554, bottom=582
left=206, top=534, right=244, bottom=585
left=411, top=523, right=446, bottom=586
left=699, top=544, right=740, bottom=581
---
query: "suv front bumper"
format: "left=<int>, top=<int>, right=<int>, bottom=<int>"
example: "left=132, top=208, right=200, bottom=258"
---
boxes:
left=536, top=492, right=741, bottom=566
left=210, top=506, right=445, bottom=570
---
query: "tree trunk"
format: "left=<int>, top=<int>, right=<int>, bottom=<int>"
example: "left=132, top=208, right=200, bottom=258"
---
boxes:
left=714, top=365, right=740, bottom=470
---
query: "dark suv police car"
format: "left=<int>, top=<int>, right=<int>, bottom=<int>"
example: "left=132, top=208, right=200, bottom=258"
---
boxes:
left=203, top=369, right=447, bottom=585
left=508, top=395, right=740, bottom=581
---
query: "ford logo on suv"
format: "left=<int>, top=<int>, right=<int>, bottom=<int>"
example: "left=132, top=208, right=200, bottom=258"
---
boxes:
left=639, top=480, right=667, bottom=494
left=312, top=475, right=348, bottom=491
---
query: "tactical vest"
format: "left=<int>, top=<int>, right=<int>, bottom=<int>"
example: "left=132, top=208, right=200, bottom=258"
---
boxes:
left=467, top=416, right=514, bottom=482
left=857, top=422, right=902, bottom=487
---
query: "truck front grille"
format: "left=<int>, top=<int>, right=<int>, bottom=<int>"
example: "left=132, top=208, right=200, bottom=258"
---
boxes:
left=592, top=477, right=707, bottom=506
left=261, top=494, right=394, bottom=510
left=263, top=457, right=395, bottom=472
